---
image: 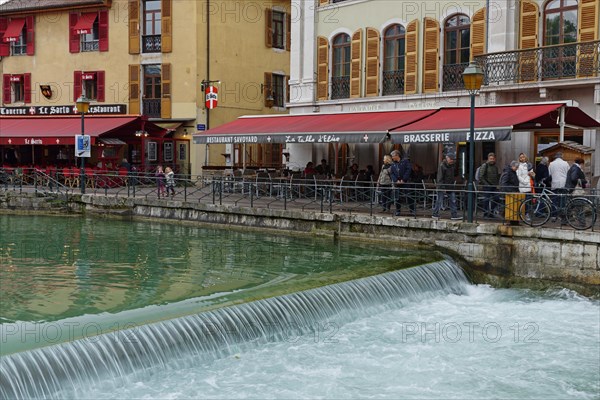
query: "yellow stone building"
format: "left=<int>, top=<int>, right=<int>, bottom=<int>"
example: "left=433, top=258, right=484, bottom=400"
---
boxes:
left=0, top=0, right=290, bottom=175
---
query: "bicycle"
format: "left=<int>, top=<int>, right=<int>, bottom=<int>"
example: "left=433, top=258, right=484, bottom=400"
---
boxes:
left=518, top=184, right=597, bottom=230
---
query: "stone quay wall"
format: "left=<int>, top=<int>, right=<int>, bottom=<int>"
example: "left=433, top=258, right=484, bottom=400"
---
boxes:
left=1, top=192, right=598, bottom=296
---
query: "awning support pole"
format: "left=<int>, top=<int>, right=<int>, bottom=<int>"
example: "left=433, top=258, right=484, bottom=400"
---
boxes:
left=559, top=106, right=566, bottom=142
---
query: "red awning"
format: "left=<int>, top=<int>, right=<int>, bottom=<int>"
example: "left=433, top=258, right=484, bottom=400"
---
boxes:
left=390, top=103, right=600, bottom=144
left=193, top=109, right=437, bottom=144
left=73, top=13, right=98, bottom=35
left=0, top=116, right=161, bottom=145
left=2, top=18, right=25, bottom=43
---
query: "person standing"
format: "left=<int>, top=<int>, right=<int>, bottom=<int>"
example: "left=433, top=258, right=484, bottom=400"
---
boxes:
left=565, top=158, right=588, bottom=193
left=548, top=152, right=570, bottom=218
left=535, top=156, right=551, bottom=192
left=478, top=152, right=500, bottom=218
left=517, top=153, right=535, bottom=220
left=165, top=167, right=175, bottom=198
left=377, top=155, right=393, bottom=213
left=390, top=150, right=414, bottom=216
left=155, top=165, right=166, bottom=198
left=500, top=161, right=521, bottom=224
left=316, top=159, right=331, bottom=177
left=432, top=154, right=460, bottom=220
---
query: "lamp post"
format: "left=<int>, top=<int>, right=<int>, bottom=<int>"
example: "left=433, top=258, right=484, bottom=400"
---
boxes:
left=75, top=96, right=90, bottom=194
left=462, top=62, right=484, bottom=223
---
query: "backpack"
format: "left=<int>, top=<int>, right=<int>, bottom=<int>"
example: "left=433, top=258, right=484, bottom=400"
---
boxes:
left=474, top=166, right=481, bottom=184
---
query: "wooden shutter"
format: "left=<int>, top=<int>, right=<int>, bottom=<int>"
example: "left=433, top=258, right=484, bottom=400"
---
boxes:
left=0, top=18, right=9, bottom=56
left=69, top=13, right=80, bottom=53
left=519, top=0, right=539, bottom=82
left=161, top=63, right=171, bottom=119
left=128, top=0, right=140, bottom=54
left=350, top=29, right=362, bottom=98
left=25, top=15, right=34, bottom=55
left=23, top=73, right=31, bottom=103
left=265, top=8, right=273, bottom=48
left=422, top=17, right=439, bottom=93
left=286, top=75, right=290, bottom=104
left=161, top=0, right=172, bottom=53
left=286, top=12, right=291, bottom=51
left=470, top=8, right=486, bottom=60
left=3, top=75, right=11, bottom=104
left=264, top=72, right=273, bottom=106
left=577, top=0, right=599, bottom=77
left=365, top=28, right=380, bottom=97
left=74, top=71, right=82, bottom=102
left=319, top=0, right=329, bottom=5
left=405, top=20, right=419, bottom=95
left=97, top=71, right=105, bottom=102
left=98, top=10, right=109, bottom=52
left=129, top=64, right=140, bottom=114
left=317, top=36, right=329, bottom=101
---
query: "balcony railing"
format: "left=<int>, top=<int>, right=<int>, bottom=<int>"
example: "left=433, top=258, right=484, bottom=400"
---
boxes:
left=382, top=70, right=405, bottom=96
left=475, top=40, right=599, bottom=85
left=143, top=99, right=161, bottom=118
left=81, top=40, right=99, bottom=52
left=142, top=35, right=162, bottom=53
left=331, top=76, right=350, bottom=100
left=442, top=62, right=469, bottom=91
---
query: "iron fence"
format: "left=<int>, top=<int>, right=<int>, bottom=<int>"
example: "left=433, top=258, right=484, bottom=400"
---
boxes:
left=142, top=35, right=161, bottom=53
left=143, top=99, right=161, bottom=118
left=475, top=40, right=600, bottom=85
left=442, top=62, right=469, bottom=91
left=2, top=169, right=598, bottom=231
left=382, top=70, right=405, bottom=96
left=331, top=76, right=350, bottom=100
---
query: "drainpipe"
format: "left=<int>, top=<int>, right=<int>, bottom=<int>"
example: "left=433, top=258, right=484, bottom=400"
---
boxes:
left=205, top=0, right=211, bottom=167
left=485, top=0, right=490, bottom=54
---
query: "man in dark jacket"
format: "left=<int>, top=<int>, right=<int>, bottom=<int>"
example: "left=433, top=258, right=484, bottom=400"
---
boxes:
left=432, top=154, right=460, bottom=220
left=390, top=150, right=414, bottom=216
left=500, top=161, right=520, bottom=192
left=479, top=152, right=500, bottom=218
left=565, top=158, right=587, bottom=193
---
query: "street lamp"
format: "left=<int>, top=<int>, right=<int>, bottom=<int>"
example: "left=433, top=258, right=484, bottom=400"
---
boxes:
left=462, top=62, right=484, bottom=223
left=75, top=96, right=90, bottom=194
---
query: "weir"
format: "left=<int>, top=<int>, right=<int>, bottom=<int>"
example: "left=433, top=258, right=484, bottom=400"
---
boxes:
left=0, top=260, right=469, bottom=399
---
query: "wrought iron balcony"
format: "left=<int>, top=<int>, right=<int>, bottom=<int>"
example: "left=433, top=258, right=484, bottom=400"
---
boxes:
left=382, top=70, right=405, bottom=96
left=331, top=76, right=350, bottom=100
left=142, top=35, right=162, bottom=53
left=81, top=39, right=99, bottom=52
left=475, top=40, right=599, bottom=85
left=442, top=62, right=469, bottom=91
left=143, top=99, right=161, bottom=118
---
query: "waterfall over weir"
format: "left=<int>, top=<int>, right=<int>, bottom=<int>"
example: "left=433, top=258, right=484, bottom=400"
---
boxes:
left=1, top=260, right=469, bottom=399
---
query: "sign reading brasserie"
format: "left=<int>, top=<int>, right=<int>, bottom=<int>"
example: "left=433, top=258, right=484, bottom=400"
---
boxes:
left=392, top=129, right=512, bottom=144
left=0, top=104, right=127, bottom=116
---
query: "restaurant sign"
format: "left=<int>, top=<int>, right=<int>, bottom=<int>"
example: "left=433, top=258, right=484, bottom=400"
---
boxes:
left=194, top=132, right=385, bottom=144
left=391, top=129, right=512, bottom=144
left=0, top=104, right=127, bottom=116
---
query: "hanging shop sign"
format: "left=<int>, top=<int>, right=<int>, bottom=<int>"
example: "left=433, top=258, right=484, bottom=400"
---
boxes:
left=0, top=104, right=127, bottom=116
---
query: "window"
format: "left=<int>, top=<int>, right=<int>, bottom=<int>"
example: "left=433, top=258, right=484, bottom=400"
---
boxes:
left=143, top=65, right=162, bottom=117
left=10, top=25, right=26, bottom=56
left=2, top=73, right=31, bottom=104
left=272, top=74, right=285, bottom=107
left=331, top=33, right=351, bottom=99
left=543, top=0, right=578, bottom=78
left=382, top=24, right=406, bottom=96
left=443, top=14, right=470, bottom=91
left=272, top=11, right=285, bottom=49
left=81, top=17, right=99, bottom=52
left=143, top=0, right=162, bottom=53
left=70, top=11, right=108, bottom=53
left=74, top=71, right=105, bottom=102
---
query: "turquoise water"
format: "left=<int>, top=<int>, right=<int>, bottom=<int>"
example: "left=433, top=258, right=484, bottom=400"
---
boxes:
left=0, top=214, right=437, bottom=354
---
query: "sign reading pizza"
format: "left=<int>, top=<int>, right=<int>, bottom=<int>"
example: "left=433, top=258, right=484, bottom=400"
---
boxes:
left=205, top=86, right=218, bottom=109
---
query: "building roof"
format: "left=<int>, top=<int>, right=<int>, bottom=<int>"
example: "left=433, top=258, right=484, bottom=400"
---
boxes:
left=540, top=140, right=596, bottom=155
left=0, top=0, right=108, bottom=14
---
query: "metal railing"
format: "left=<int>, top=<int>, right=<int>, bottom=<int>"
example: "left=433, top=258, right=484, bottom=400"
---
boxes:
left=442, top=62, right=469, bottom=91
left=81, top=40, right=99, bottom=52
left=475, top=40, right=600, bottom=85
left=142, top=99, right=161, bottom=118
left=331, top=76, right=350, bottom=99
left=142, top=35, right=161, bottom=53
left=3, top=169, right=598, bottom=230
left=382, top=70, right=405, bottom=96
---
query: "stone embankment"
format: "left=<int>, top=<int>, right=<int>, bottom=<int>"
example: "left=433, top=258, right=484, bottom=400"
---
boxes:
left=1, top=192, right=598, bottom=296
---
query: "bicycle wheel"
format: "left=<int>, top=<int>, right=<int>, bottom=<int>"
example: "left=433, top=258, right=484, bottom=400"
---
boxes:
left=565, top=198, right=596, bottom=230
left=519, top=197, right=551, bottom=227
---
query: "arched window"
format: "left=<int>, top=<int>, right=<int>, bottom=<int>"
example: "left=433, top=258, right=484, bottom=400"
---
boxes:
left=443, top=14, right=470, bottom=91
left=331, top=33, right=351, bottom=99
left=382, top=24, right=406, bottom=95
left=543, top=0, right=578, bottom=78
